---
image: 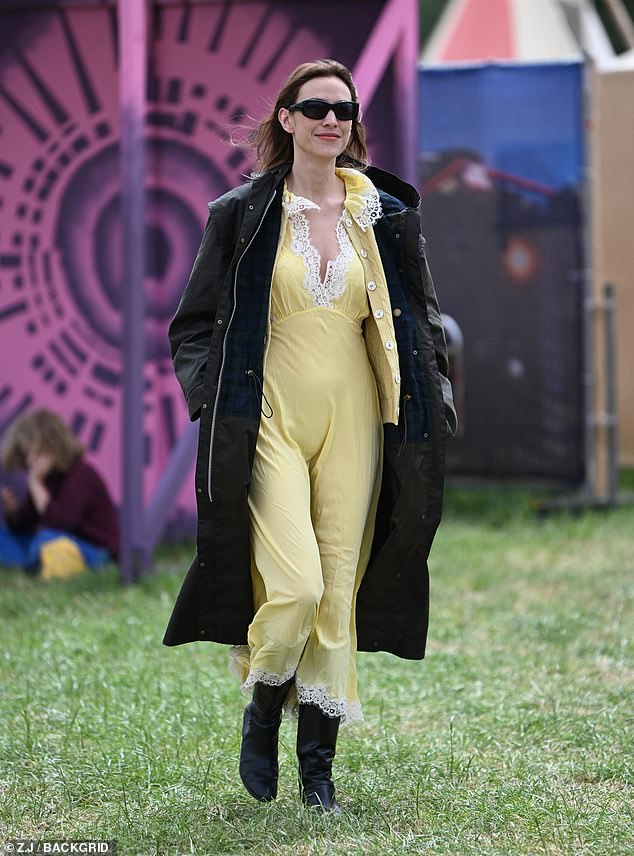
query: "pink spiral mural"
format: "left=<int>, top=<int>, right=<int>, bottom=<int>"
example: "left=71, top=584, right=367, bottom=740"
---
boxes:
left=0, top=0, right=416, bottom=531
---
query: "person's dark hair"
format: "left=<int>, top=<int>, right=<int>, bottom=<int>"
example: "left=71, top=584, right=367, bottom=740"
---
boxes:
left=0, top=409, right=83, bottom=472
left=254, top=59, right=368, bottom=171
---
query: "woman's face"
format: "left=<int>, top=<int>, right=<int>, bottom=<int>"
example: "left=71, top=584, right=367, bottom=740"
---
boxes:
left=278, top=75, right=355, bottom=164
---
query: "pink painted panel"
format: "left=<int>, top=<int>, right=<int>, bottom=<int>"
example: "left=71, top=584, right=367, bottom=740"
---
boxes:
left=0, top=1, right=415, bottom=526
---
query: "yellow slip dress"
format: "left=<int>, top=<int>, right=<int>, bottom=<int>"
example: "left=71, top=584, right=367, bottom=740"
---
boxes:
left=232, top=172, right=383, bottom=725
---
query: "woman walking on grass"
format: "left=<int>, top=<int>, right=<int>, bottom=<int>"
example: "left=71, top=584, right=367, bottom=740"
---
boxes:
left=164, top=59, right=456, bottom=813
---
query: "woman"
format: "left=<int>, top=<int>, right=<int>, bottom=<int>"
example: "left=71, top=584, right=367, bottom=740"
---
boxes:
left=0, top=409, right=119, bottom=578
left=164, top=59, right=456, bottom=812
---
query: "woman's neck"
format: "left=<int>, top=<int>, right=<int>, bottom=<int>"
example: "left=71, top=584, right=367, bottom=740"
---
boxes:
left=286, top=157, right=344, bottom=207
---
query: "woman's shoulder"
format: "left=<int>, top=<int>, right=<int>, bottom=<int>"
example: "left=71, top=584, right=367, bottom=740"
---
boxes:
left=208, top=178, right=255, bottom=217
left=338, top=164, right=419, bottom=217
left=208, top=167, right=285, bottom=215
left=364, top=165, right=421, bottom=213
left=205, top=169, right=285, bottom=242
left=65, top=455, right=106, bottom=487
left=377, top=188, right=408, bottom=217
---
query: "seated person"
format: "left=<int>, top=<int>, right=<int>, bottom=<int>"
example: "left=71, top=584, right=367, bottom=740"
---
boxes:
left=0, top=409, right=119, bottom=579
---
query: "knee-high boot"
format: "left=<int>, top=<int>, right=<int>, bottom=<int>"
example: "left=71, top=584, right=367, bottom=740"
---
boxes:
left=239, top=679, right=293, bottom=801
left=296, top=703, right=342, bottom=814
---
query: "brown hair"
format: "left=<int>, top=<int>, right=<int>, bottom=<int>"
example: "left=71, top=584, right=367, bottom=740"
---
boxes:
left=1, top=409, right=83, bottom=473
left=253, top=59, right=368, bottom=171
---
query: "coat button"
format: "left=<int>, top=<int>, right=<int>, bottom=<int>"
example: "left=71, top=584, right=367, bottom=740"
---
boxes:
left=345, top=217, right=353, bottom=227
left=202, top=403, right=208, bottom=409
left=200, top=629, right=206, bottom=636
left=413, top=349, right=418, bottom=355
left=367, top=281, right=377, bottom=291
left=360, top=249, right=368, bottom=258
left=248, top=204, right=254, bottom=210
left=197, top=487, right=202, bottom=494
left=395, top=373, right=401, bottom=383
left=374, top=309, right=384, bottom=319
left=199, top=561, right=205, bottom=568
left=393, top=307, right=401, bottom=317
left=395, top=232, right=400, bottom=238
left=385, top=340, right=394, bottom=350
left=217, top=318, right=223, bottom=325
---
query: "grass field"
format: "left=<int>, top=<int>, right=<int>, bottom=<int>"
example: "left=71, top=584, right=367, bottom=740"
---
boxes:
left=1, top=479, right=632, bottom=855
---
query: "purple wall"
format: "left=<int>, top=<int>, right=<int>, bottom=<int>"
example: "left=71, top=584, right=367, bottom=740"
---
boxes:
left=0, top=0, right=417, bottom=528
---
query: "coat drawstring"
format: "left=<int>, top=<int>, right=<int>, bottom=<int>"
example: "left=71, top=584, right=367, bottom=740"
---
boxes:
left=397, top=394, right=412, bottom=457
left=246, top=369, right=274, bottom=418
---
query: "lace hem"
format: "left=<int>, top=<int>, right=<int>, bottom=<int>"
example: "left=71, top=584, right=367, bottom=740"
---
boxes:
left=229, top=653, right=364, bottom=727
left=230, top=647, right=297, bottom=698
left=242, top=666, right=296, bottom=691
left=295, top=679, right=364, bottom=727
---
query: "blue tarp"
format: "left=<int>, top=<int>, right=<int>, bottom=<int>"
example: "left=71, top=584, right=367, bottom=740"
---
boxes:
left=418, top=62, right=585, bottom=481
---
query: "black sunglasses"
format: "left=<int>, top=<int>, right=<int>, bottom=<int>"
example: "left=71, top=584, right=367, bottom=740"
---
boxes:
left=288, top=98, right=360, bottom=121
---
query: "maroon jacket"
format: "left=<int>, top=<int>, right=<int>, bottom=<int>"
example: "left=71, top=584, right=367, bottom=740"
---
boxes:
left=7, top=457, right=120, bottom=559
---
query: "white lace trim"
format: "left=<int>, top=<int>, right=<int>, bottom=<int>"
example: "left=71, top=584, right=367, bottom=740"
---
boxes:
left=284, top=197, right=354, bottom=309
left=283, top=195, right=319, bottom=217
left=350, top=182, right=382, bottom=231
left=229, top=649, right=363, bottom=727
left=242, top=665, right=296, bottom=690
left=295, top=679, right=364, bottom=727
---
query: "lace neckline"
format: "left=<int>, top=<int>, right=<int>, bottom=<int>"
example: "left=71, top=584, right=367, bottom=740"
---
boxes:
left=281, top=170, right=380, bottom=308
left=283, top=168, right=382, bottom=231
left=283, top=196, right=353, bottom=307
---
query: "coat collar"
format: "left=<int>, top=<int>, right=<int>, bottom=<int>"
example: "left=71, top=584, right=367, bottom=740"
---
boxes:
left=365, top=164, right=421, bottom=211
left=256, top=161, right=420, bottom=212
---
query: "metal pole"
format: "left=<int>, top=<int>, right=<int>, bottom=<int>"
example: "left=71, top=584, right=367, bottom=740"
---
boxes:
left=396, top=0, right=418, bottom=186
left=143, top=421, right=198, bottom=555
left=118, top=0, right=147, bottom=583
left=581, top=59, right=597, bottom=498
left=603, top=282, right=619, bottom=503
left=352, top=0, right=417, bottom=182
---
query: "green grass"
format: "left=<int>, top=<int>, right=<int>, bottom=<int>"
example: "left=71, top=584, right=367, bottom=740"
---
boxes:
left=1, top=479, right=632, bottom=855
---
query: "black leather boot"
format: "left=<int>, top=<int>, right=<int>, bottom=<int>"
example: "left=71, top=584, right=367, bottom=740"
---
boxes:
left=239, top=679, right=293, bottom=801
left=296, top=703, right=342, bottom=814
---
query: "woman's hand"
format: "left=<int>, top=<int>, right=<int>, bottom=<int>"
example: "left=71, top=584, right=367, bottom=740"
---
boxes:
left=26, top=452, right=54, bottom=514
left=28, top=452, right=55, bottom=481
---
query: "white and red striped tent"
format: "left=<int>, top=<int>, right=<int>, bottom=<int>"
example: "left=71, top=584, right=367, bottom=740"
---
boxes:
left=422, top=0, right=582, bottom=63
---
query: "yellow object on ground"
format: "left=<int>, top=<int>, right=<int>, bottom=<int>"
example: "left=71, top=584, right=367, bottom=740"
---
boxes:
left=40, top=537, right=87, bottom=580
